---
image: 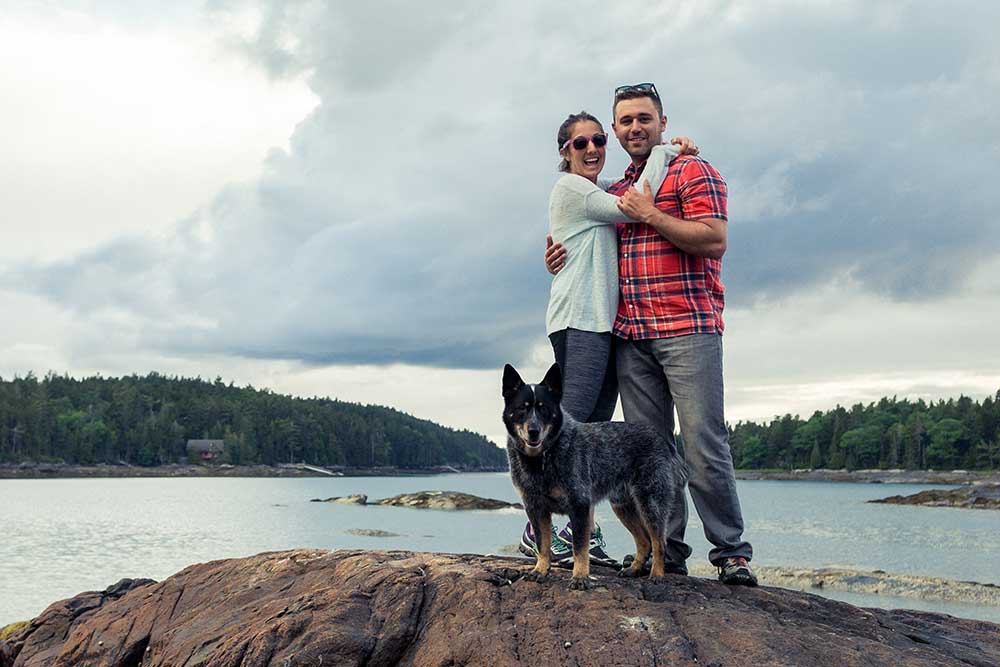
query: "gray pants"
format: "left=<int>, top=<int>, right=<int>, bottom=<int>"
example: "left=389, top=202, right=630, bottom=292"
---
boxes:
left=549, top=328, right=618, bottom=422
left=616, top=333, right=752, bottom=566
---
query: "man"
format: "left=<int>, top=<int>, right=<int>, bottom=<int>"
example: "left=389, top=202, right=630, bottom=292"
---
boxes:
left=545, top=83, right=756, bottom=586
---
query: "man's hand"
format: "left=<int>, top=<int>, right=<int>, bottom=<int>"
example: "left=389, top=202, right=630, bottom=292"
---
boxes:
left=617, top=181, right=659, bottom=223
left=671, top=136, right=699, bottom=155
left=545, top=235, right=566, bottom=275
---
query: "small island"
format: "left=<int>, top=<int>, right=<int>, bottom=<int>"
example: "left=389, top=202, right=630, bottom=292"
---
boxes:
left=312, top=490, right=523, bottom=510
left=870, top=482, right=1000, bottom=510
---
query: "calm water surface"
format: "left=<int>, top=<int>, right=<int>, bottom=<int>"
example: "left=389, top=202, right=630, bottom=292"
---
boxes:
left=2, top=475, right=998, bottom=625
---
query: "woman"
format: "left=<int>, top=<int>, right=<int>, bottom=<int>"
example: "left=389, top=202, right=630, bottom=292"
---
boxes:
left=518, top=111, right=697, bottom=566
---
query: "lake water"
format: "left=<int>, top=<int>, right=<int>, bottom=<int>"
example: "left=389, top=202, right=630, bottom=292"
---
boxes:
left=2, top=475, right=999, bottom=626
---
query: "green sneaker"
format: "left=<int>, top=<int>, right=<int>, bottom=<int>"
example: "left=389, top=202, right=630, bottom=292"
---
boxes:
left=518, top=522, right=573, bottom=566
left=559, top=523, right=621, bottom=569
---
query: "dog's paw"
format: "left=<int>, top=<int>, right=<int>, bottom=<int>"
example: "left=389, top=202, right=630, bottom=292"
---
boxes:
left=618, top=567, right=643, bottom=578
left=523, top=569, right=549, bottom=582
left=569, top=576, right=594, bottom=591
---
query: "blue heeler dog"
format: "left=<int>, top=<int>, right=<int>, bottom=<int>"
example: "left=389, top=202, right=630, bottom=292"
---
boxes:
left=503, top=363, right=688, bottom=589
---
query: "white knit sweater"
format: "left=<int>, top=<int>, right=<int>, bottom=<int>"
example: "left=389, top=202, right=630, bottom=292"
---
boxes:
left=545, top=144, right=678, bottom=335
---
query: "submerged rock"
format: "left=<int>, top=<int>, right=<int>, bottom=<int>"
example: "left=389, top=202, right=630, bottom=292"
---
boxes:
left=3, top=549, right=1000, bottom=667
left=870, top=483, right=1000, bottom=510
left=345, top=529, right=401, bottom=537
left=374, top=490, right=523, bottom=510
left=495, top=543, right=524, bottom=556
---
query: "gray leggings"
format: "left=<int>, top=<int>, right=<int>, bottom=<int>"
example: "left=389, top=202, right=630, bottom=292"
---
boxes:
left=548, top=328, right=618, bottom=422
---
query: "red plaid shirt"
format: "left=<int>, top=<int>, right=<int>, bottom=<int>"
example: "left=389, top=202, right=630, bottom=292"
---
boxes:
left=610, top=154, right=728, bottom=339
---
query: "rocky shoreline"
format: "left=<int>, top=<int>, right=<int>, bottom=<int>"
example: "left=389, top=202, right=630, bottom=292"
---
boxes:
left=3, top=549, right=999, bottom=667
left=869, top=483, right=1000, bottom=510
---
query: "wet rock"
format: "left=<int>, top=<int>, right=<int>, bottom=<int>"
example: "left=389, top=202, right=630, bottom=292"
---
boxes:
left=310, top=494, right=368, bottom=504
left=3, top=550, right=1000, bottom=667
left=374, top=490, right=523, bottom=510
left=869, top=483, right=1000, bottom=510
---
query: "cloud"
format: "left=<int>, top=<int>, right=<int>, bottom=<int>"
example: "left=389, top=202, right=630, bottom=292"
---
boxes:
left=5, top=0, right=1000, bottom=372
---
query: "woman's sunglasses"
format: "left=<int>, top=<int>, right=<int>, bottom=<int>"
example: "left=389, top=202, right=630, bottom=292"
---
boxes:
left=562, top=133, right=608, bottom=151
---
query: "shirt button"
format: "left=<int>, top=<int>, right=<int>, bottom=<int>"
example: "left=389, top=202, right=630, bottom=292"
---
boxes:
left=624, top=253, right=629, bottom=258
left=625, top=278, right=630, bottom=283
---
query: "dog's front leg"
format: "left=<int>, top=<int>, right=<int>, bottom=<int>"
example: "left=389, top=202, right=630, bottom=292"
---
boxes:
left=523, top=510, right=552, bottom=581
left=568, top=502, right=593, bottom=590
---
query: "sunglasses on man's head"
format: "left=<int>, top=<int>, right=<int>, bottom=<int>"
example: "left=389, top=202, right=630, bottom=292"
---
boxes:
left=614, top=82, right=660, bottom=100
left=562, top=133, right=608, bottom=151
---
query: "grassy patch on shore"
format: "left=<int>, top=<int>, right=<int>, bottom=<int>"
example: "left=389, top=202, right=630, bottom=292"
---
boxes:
left=0, top=620, right=28, bottom=641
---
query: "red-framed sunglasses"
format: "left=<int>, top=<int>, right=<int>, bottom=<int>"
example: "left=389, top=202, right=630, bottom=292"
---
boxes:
left=562, top=133, right=608, bottom=151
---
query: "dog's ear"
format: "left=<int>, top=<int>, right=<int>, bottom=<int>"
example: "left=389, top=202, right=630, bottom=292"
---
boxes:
left=541, top=363, right=562, bottom=399
left=502, top=364, right=524, bottom=400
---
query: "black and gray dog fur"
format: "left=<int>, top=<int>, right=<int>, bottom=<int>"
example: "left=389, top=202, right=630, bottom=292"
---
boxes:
left=503, top=363, right=688, bottom=590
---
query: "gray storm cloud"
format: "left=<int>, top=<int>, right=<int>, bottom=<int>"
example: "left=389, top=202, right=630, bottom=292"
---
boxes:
left=8, top=0, right=1000, bottom=368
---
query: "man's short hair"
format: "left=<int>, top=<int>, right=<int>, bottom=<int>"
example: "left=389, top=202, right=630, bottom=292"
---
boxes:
left=613, top=83, right=663, bottom=119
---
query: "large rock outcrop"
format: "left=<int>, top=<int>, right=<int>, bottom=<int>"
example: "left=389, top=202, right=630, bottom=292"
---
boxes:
left=3, top=550, right=999, bottom=667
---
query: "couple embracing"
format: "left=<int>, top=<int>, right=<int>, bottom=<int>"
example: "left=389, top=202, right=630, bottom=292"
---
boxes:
left=521, top=83, right=756, bottom=586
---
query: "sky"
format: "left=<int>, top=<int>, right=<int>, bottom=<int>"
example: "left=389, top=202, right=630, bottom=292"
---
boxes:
left=2, top=0, right=999, bottom=446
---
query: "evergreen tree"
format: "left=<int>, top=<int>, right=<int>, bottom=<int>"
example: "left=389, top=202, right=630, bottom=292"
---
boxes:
left=808, top=437, right=823, bottom=469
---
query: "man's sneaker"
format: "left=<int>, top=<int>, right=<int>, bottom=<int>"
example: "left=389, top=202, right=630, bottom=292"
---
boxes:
left=558, top=523, right=621, bottom=569
left=518, top=522, right=572, bottom=565
left=718, top=556, right=758, bottom=586
left=621, top=553, right=688, bottom=576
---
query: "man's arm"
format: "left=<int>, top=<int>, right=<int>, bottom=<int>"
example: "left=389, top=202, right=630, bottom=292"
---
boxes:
left=617, top=181, right=727, bottom=258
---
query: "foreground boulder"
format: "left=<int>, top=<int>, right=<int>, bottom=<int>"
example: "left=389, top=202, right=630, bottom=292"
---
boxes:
left=870, top=483, right=1000, bottom=510
left=3, top=550, right=999, bottom=667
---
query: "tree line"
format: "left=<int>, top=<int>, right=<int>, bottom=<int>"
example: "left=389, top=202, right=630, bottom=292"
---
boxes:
left=0, top=373, right=508, bottom=469
left=729, top=392, right=1000, bottom=471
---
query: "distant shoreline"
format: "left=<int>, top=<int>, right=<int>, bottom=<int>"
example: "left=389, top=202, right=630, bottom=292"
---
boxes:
left=2, top=464, right=997, bottom=484
left=0, top=463, right=507, bottom=479
left=734, top=468, right=1000, bottom=485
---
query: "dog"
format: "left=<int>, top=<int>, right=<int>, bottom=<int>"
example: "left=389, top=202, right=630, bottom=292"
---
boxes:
left=502, top=362, right=688, bottom=590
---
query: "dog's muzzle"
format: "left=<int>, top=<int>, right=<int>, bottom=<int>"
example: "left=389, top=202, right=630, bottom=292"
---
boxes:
left=515, top=423, right=546, bottom=456
left=522, top=441, right=543, bottom=456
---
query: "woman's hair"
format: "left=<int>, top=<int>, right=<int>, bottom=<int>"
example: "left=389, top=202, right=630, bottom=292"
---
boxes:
left=557, top=111, right=603, bottom=172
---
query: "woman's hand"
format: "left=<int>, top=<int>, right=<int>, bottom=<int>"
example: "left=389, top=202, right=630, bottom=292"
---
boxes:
left=617, top=181, right=659, bottom=223
left=545, top=235, right=566, bottom=275
left=670, top=136, right=699, bottom=155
